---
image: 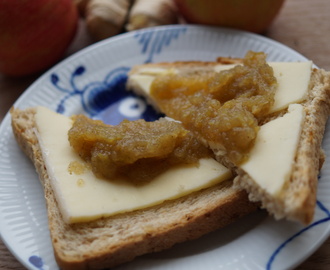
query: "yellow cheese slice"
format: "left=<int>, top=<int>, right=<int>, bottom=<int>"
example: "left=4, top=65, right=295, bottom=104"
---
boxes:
left=240, top=104, right=305, bottom=195
left=34, top=106, right=232, bottom=224
left=267, top=62, right=312, bottom=113
left=130, top=61, right=312, bottom=114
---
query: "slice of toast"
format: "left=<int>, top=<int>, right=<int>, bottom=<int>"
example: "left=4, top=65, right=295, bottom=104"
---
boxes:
left=10, top=107, right=257, bottom=270
left=126, top=55, right=330, bottom=224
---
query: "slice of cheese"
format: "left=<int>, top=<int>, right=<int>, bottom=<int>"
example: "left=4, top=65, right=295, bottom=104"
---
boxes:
left=34, top=106, right=232, bottom=224
left=129, top=61, right=312, bottom=114
left=240, top=104, right=305, bottom=195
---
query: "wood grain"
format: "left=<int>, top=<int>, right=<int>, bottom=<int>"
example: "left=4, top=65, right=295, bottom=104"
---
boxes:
left=1, top=0, right=330, bottom=269
left=267, top=0, right=330, bottom=70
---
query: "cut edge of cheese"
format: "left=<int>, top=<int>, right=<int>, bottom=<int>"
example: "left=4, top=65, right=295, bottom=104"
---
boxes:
left=34, top=106, right=232, bottom=224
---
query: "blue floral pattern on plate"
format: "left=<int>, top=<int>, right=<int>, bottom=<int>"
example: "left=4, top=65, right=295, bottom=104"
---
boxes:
left=50, top=27, right=188, bottom=124
left=134, top=26, right=187, bottom=63
left=51, top=66, right=162, bottom=125
left=29, top=256, right=44, bottom=270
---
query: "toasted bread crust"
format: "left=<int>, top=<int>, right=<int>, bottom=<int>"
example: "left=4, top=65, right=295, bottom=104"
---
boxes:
left=11, top=107, right=257, bottom=270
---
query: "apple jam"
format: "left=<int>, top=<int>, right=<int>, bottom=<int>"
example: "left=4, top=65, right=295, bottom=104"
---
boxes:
left=68, top=115, right=212, bottom=183
left=150, top=51, right=277, bottom=165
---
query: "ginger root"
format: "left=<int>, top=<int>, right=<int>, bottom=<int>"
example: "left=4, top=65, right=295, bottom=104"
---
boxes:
left=126, top=0, right=179, bottom=31
left=74, top=0, right=180, bottom=41
left=85, top=0, right=131, bottom=41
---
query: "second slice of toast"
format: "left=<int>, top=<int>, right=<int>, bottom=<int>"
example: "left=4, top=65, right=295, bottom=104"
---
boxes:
left=126, top=54, right=330, bottom=224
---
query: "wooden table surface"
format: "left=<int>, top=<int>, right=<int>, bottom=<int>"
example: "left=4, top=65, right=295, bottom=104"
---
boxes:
left=1, top=0, right=330, bottom=269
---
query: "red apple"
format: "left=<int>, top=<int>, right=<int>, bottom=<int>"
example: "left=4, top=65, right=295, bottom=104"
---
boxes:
left=174, top=0, right=285, bottom=33
left=0, top=0, right=78, bottom=77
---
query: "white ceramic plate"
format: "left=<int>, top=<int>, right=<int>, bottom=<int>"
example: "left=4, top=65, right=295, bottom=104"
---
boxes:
left=1, top=25, right=330, bottom=270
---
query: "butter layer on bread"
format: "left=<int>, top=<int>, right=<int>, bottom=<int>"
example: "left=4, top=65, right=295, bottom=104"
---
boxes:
left=126, top=57, right=330, bottom=224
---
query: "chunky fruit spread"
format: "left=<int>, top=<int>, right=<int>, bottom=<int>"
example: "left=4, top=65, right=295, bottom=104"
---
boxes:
left=68, top=116, right=212, bottom=183
left=150, top=51, right=277, bottom=164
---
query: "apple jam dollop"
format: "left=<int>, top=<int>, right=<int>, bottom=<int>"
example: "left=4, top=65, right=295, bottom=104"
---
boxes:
left=150, top=51, right=278, bottom=165
left=68, top=115, right=212, bottom=183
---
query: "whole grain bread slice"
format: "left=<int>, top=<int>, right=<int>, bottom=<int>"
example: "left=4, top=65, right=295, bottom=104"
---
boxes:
left=10, top=107, right=257, bottom=270
left=126, top=58, right=330, bottom=225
